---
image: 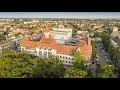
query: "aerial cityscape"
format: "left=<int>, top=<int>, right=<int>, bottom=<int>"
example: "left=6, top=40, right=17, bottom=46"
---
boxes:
left=0, top=12, right=120, bottom=78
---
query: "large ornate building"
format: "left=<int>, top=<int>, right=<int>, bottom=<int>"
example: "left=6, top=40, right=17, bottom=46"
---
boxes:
left=20, top=24, right=92, bottom=65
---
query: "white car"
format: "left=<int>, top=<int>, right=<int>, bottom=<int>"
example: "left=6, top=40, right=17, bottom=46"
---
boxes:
left=96, top=59, right=99, bottom=61
left=106, top=59, right=109, bottom=62
left=102, top=49, right=104, bottom=51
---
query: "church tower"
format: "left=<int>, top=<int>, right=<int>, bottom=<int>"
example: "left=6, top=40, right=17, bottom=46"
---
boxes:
left=43, top=23, right=50, bottom=38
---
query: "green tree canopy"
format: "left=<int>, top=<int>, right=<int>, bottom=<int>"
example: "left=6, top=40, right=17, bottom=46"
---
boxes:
left=96, top=65, right=117, bottom=78
left=73, top=50, right=85, bottom=69
left=0, top=50, right=39, bottom=78
left=72, top=28, right=78, bottom=33
left=91, top=40, right=97, bottom=59
left=32, top=57, right=65, bottom=78
left=0, top=50, right=65, bottom=78
left=64, top=67, right=87, bottom=78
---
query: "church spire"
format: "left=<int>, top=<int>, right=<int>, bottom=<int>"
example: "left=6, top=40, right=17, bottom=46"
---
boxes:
left=43, top=23, right=49, bottom=33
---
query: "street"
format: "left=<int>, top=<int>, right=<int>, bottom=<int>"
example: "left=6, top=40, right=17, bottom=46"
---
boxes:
left=95, top=41, right=114, bottom=67
left=95, top=42, right=108, bottom=65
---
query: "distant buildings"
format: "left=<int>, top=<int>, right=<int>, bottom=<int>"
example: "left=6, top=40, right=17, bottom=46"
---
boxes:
left=0, top=35, right=14, bottom=50
left=77, top=30, right=89, bottom=40
left=110, top=27, right=120, bottom=47
left=20, top=24, right=92, bottom=65
left=0, top=19, right=14, bottom=22
left=111, top=27, right=120, bottom=37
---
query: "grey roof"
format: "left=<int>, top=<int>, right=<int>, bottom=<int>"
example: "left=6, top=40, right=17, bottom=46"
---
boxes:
left=32, top=33, right=43, bottom=40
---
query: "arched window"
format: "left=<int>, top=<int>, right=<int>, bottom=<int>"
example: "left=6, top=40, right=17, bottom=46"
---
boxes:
left=48, top=52, right=52, bottom=57
left=39, top=46, right=42, bottom=49
left=44, top=47, right=47, bottom=50
left=48, top=48, right=52, bottom=51
left=39, top=51, right=42, bottom=57
left=43, top=51, right=47, bottom=58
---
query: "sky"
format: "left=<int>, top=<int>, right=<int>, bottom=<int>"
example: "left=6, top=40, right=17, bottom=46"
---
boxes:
left=0, top=12, right=120, bottom=18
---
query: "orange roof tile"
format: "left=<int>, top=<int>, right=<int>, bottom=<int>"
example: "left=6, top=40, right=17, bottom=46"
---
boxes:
left=57, top=44, right=77, bottom=55
left=38, top=35, right=58, bottom=49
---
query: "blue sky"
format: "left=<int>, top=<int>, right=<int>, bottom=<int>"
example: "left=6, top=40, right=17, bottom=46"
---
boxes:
left=0, top=12, right=120, bottom=18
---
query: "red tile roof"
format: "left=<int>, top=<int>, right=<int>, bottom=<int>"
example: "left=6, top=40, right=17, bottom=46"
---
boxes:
left=20, top=37, right=38, bottom=49
left=57, top=44, right=77, bottom=55
left=38, top=35, right=58, bottom=49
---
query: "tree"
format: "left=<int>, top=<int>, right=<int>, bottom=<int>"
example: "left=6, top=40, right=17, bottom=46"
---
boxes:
left=96, top=65, right=117, bottom=78
left=64, top=67, right=87, bottom=78
left=91, top=40, right=97, bottom=59
left=72, top=28, right=78, bottom=33
left=100, top=32, right=110, bottom=52
left=15, top=32, right=22, bottom=37
left=73, top=51, right=85, bottom=69
left=0, top=50, right=39, bottom=78
left=32, top=57, right=65, bottom=78
left=87, top=66, right=94, bottom=78
left=3, top=29, right=9, bottom=36
left=108, top=45, right=120, bottom=68
left=0, top=50, right=65, bottom=78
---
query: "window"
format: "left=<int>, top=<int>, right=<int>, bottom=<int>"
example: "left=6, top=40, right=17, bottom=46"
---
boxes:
left=60, top=56, right=62, bottom=58
left=69, top=57, right=71, bottom=60
left=44, top=47, right=47, bottom=50
left=69, top=61, right=70, bottom=64
left=66, top=57, right=67, bottom=59
left=43, top=51, right=47, bottom=58
left=48, top=52, right=52, bottom=57
left=66, top=61, right=67, bottom=63
left=39, top=47, right=42, bottom=49
left=48, top=48, right=51, bottom=51
left=72, top=58, right=73, bottom=60
left=63, top=56, right=64, bottom=59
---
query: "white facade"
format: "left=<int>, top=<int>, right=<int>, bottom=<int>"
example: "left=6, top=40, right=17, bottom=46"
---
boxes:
left=113, top=27, right=119, bottom=32
left=50, top=27, right=72, bottom=41
left=21, top=46, right=74, bottom=65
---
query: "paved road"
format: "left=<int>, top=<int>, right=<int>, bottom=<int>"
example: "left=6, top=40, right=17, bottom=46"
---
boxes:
left=95, top=42, right=108, bottom=65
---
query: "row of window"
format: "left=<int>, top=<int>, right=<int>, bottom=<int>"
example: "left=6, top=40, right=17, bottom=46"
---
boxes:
left=59, top=56, right=73, bottom=60
left=60, top=60, right=73, bottom=64
left=39, top=47, right=52, bottom=51
left=52, top=32, right=67, bottom=35
left=57, top=52, right=71, bottom=55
